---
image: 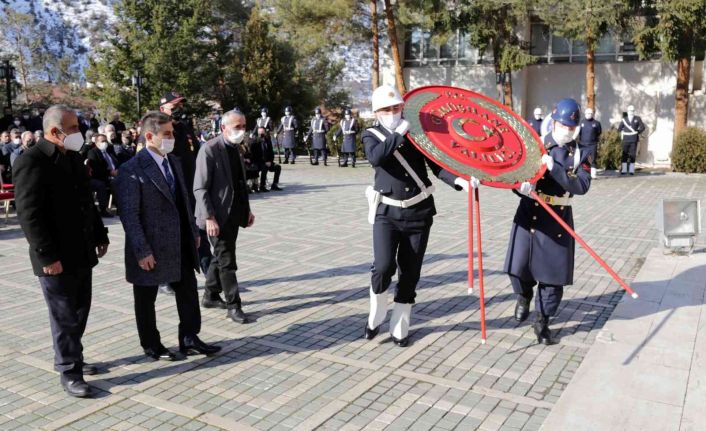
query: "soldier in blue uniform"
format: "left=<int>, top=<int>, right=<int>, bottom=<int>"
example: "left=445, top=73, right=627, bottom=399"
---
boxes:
left=528, top=107, right=543, bottom=136
left=275, top=106, right=298, bottom=164
left=363, top=85, right=473, bottom=347
left=251, top=107, right=273, bottom=138
left=578, top=108, right=602, bottom=179
left=504, top=98, right=592, bottom=345
left=333, top=108, right=358, bottom=167
left=616, top=105, right=645, bottom=175
left=305, top=108, right=330, bottom=166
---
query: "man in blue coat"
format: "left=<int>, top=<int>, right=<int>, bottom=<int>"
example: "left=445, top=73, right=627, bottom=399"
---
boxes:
left=578, top=108, right=602, bottom=179
left=115, top=111, right=221, bottom=361
left=504, top=98, right=591, bottom=345
left=363, top=85, right=472, bottom=347
left=528, top=107, right=543, bottom=136
left=305, top=107, right=330, bottom=166
left=617, top=105, right=645, bottom=175
left=275, top=106, right=298, bottom=164
left=333, top=108, right=358, bottom=167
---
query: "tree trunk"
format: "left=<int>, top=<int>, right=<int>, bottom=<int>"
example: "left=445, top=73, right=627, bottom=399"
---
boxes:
left=586, top=36, right=596, bottom=110
left=674, top=55, right=691, bottom=139
left=383, top=0, right=406, bottom=94
left=371, top=0, right=380, bottom=89
left=503, top=72, right=513, bottom=108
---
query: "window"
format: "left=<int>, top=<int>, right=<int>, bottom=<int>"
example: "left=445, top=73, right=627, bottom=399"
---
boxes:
left=403, top=28, right=486, bottom=67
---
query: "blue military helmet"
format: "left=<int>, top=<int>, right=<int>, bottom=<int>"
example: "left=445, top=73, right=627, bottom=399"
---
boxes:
left=261, top=107, right=268, bottom=114
left=551, top=98, right=581, bottom=127
left=284, top=106, right=292, bottom=114
left=314, top=107, right=321, bottom=114
left=344, top=108, right=352, bottom=116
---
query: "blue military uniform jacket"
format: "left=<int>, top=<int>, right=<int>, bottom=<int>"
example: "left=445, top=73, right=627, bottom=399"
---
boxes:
left=276, top=116, right=298, bottom=149
left=503, top=134, right=592, bottom=286
left=579, top=118, right=602, bottom=145
left=617, top=116, right=645, bottom=144
left=528, top=117, right=543, bottom=136
left=362, top=125, right=460, bottom=221
left=334, top=118, right=358, bottom=153
left=306, top=118, right=330, bottom=150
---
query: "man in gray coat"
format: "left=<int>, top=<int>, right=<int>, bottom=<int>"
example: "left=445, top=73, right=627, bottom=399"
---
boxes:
left=194, top=109, right=255, bottom=324
left=116, top=111, right=221, bottom=361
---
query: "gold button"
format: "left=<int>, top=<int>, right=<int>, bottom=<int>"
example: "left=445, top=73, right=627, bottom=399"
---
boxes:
left=534, top=202, right=539, bottom=207
left=560, top=206, right=564, bottom=210
left=532, top=216, right=537, bottom=220
left=405, top=187, right=410, bottom=192
left=530, top=228, right=536, bottom=233
left=557, top=233, right=562, bottom=238
left=405, top=173, right=409, bottom=177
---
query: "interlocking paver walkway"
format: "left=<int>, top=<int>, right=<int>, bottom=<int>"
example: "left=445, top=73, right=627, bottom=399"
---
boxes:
left=1, top=162, right=704, bottom=431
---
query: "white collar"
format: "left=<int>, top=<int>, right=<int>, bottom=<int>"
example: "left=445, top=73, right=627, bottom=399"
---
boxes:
left=146, top=146, right=167, bottom=166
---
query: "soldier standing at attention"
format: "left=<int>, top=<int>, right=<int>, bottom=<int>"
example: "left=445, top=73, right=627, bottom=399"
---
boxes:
left=617, top=105, right=645, bottom=176
left=578, top=108, right=602, bottom=179
left=305, top=108, right=330, bottom=166
left=334, top=108, right=359, bottom=167
left=275, top=106, right=298, bottom=164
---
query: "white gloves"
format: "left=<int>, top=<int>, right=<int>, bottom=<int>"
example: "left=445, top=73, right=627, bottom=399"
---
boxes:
left=454, top=176, right=480, bottom=192
left=519, top=181, right=534, bottom=196
left=541, top=154, right=554, bottom=171
left=395, top=120, right=410, bottom=136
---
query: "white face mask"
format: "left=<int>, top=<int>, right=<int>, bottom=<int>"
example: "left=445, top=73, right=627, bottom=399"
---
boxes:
left=14, top=120, right=21, bottom=126
left=534, top=114, right=541, bottom=120
left=96, top=141, right=109, bottom=151
left=107, top=132, right=116, bottom=140
left=159, top=138, right=175, bottom=154
left=285, top=112, right=291, bottom=117
left=261, top=113, right=267, bottom=119
left=227, top=129, right=245, bottom=144
left=552, top=123, right=574, bottom=146
left=61, top=131, right=84, bottom=152
left=377, top=112, right=402, bottom=131
left=345, top=115, right=351, bottom=120
left=13, top=138, right=21, bottom=145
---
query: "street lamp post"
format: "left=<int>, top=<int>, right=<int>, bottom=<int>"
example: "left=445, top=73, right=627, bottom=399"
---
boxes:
left=131, top=71, right=144, bottom=118
left=0, top=61, right=17, bottom=111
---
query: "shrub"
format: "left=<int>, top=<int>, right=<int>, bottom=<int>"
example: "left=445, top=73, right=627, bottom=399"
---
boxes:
left=671, top=127, right=706, bottom=173
left=596, top=129, right=622, bottom=170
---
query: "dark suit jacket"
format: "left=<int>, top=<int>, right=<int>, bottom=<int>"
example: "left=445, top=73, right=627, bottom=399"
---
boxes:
left=86, top=147, right=119, bottom=182
left=14, top=139, right=109, bottom=276
left=249, top=136, right=275, bottom=168
left=115, top=149, right=199, bottom=285
left=193, top=135, right=250, bottom=230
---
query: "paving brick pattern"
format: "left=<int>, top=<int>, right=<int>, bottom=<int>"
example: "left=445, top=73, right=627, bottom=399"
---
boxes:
left=1, top=162, right=704, bottom=430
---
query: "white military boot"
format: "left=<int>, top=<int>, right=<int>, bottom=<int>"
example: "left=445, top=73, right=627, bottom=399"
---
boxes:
left=365, top=287, right=388, bottom=340
left=389, top=303, right=412, bottom=347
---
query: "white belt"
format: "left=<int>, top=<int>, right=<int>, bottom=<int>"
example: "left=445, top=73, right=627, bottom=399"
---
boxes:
left=537, top=192, right=572, bottom=206
left=380, top=185, right=436, bottom=208
left=284, top=127, right=294, bottom=131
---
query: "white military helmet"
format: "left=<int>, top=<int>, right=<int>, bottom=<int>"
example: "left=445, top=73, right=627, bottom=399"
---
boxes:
left=372, top=85, right=404, bottom=112
left=627, top=105, right=635, bottom=113
left=533, top=107, right=542, bottom=116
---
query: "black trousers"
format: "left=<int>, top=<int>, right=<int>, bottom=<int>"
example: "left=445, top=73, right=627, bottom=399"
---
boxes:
left=340, top=153, right=356, bottom=166
left=197, top=228, right=213, bottom=275
left=205, top=218, right=242, bottom=308
left=621, top=142, right=637, bottom=164
left=311, top=149, right=327, bottom=163
left=581, top=144, right=597, bottom=168
left=259, top=163, right=281, bottom=187
left=90, top=179, right=111, bottom=212
left=133, top=263, right=201, bottom=350
left=39, top=270, right=92, bottom=378
left=371, top=215, right=432, bottom=304
left=510, top=275, right=564, bottom=318
left=284, top=148, right=296, bottom=162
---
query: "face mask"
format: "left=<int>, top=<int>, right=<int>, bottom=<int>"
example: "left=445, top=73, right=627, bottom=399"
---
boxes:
left=227, top=129, right=245, bottom=144
left=585, top=113, right=594, bottom=120
left=108, top=132, right=116, bottom=140
left=378, top=112, right=402, bottom=131
left=261, top=113, right=267, bottom=119
left=159, top=138, right=175, bottom=154
left=13, top=138, right=21, bottom=145
left=552, top=124, right=574, bottom=146
left=285, top=112, right=291, bottom=117
left=97, top=141, right=109, bottom=151
left=61, top=131, right=84, bottom=152
left=23, top=115, right=30, bottom=120
left=14, top=120, right=20, bottom=126
left=345, top=115, right=351, bottom=120
left=315, top=114, right=321, bottom=119
left=534, top=114, right=541, bottom=120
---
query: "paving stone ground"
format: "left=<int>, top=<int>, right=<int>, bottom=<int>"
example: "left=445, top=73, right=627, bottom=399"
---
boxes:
left=0, top=161, right=704, bottom=431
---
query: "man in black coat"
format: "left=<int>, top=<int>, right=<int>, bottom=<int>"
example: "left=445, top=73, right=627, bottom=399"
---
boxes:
left=617, top=105, right=645, bottom=175
left=86, top=134, right=119, bottom=217
left=250, top=127, right=282, bottom=192
left=14, top=105, right=110, bottom=398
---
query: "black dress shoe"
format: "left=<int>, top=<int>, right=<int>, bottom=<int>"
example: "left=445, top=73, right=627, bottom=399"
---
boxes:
left=533, top=314, right=555, bottom=345
left=82, top=363, right=98, bottom=375
left=270, top=184, right=282, bottom=191
left=364, top=323, right=379, bottom=340
left=180, top=335, right=221, bottom=356
left=291, top=160, right=295, bottom=164
left=260, top=187, right=270, bottom=193
left=100, top=210, right=114, bottom=218
left=60, top=376, right=93, bottom=398
left=144, top=345, right=183, bottom=361
left=159, top=284, right=175, bottom=295
left=514, top=296, right=531, bottom=322
left=283, top=160, right=289, bottom=164
left=324, top=161, right=328, bottom=166
left=226, top=307, right=250, bottom=324
left=202, top=295, right=227, bottom=309
left=392, top=336, right=409, bottom=347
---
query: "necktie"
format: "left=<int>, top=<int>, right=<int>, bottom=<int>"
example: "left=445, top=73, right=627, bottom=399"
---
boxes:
left=162, top=158, right=176, bottom=197
left=102, top=151, right=115, bottom=171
